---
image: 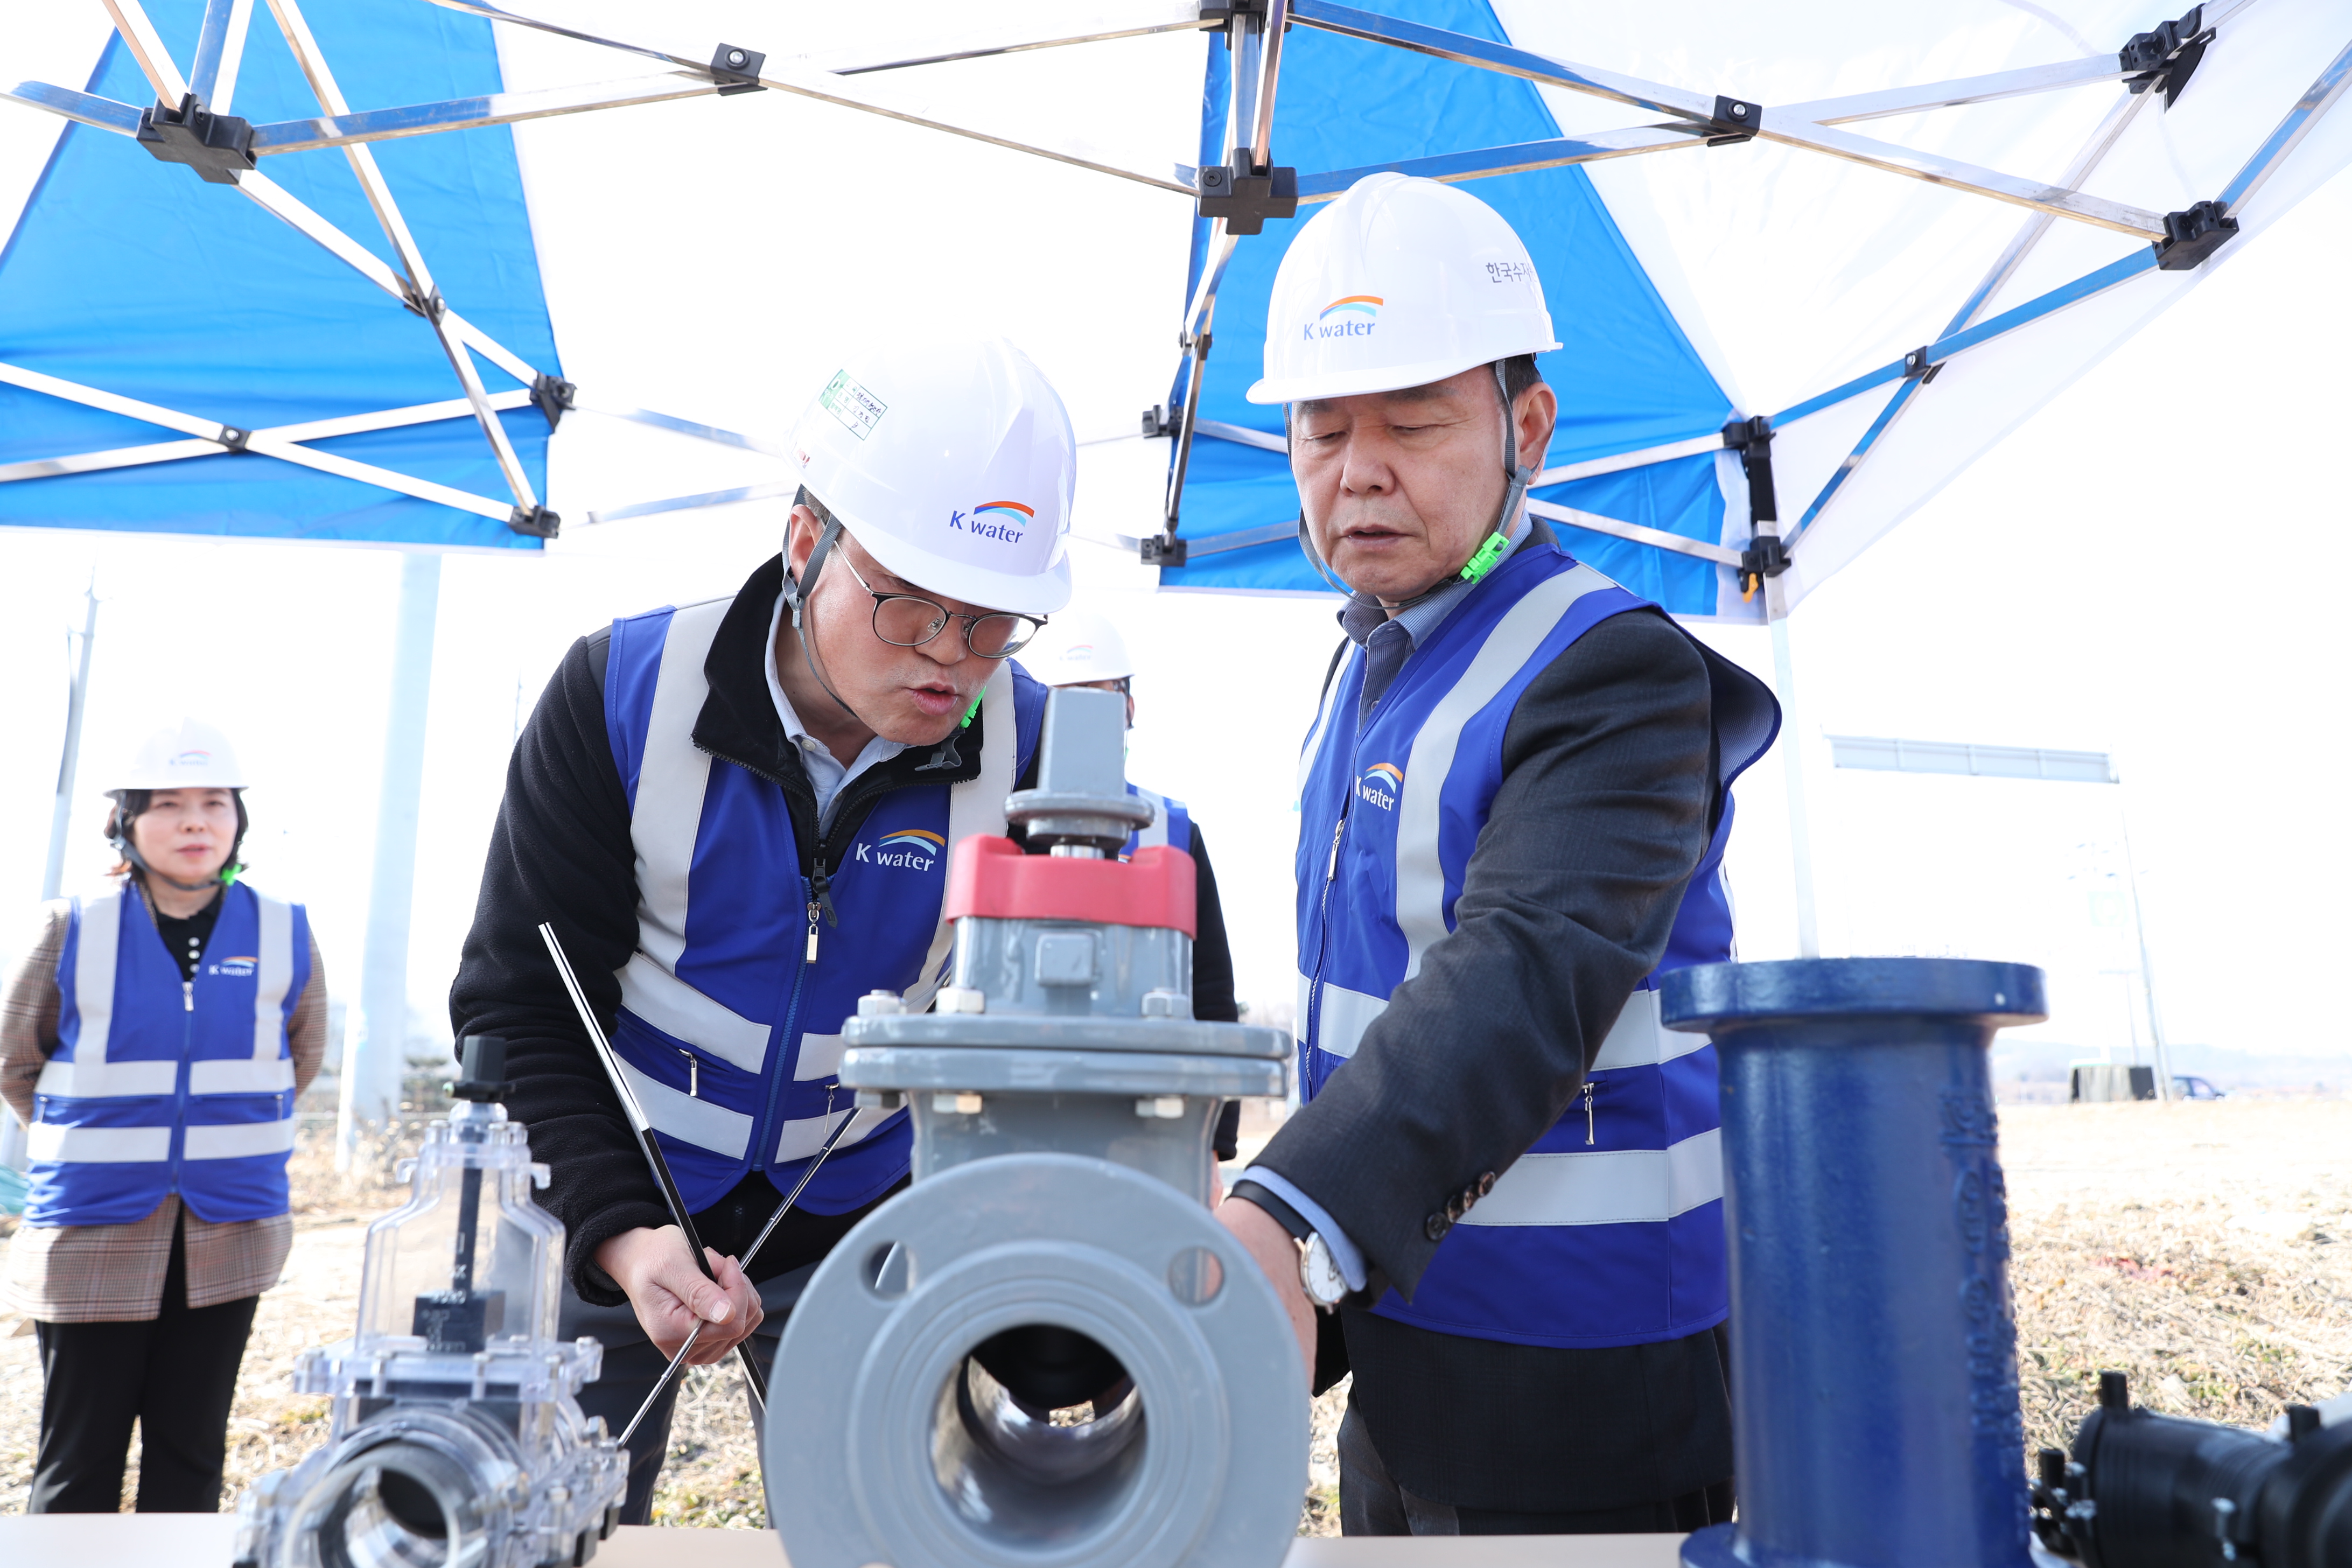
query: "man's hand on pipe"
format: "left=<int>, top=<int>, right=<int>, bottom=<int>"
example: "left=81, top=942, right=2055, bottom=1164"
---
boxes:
left=1216, top=1193, right=1318, bottom=1388
left=596, top=1224, right=764, bottom=1364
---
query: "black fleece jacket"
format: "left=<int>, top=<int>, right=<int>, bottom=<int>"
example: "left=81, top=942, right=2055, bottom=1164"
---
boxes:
left=449, top=557, right=1240, bottom=1301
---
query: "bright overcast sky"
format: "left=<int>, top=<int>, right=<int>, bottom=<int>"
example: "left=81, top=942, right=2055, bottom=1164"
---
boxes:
left=1, top=4, right=2347, bottom=1076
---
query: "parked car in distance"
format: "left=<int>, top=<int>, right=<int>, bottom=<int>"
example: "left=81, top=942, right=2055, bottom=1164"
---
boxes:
left=2172, top=1074, right=2226, bottom=1100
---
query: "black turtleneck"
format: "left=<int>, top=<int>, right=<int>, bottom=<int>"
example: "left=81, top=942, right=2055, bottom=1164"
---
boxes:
left=148, top=884, right=223, bottom=981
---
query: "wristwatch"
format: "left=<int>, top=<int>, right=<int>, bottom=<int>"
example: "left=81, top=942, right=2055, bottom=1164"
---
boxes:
left=1231, top=1179, right=1349, bottom=1311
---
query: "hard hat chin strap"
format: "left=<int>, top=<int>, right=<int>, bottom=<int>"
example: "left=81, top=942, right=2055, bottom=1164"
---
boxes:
left=1486, top=357, right=1534, bottom=561
left=781, top=508, right=866, bottom=725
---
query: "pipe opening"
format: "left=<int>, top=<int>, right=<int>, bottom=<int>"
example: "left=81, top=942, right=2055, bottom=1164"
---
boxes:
left=931, top=1325, right=1147, bottom=1544
left=311, top=1441, right=481, bottom=1568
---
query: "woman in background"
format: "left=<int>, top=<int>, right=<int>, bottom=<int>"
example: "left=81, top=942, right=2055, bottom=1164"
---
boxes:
left=1, top=719, right=326, bottom=1513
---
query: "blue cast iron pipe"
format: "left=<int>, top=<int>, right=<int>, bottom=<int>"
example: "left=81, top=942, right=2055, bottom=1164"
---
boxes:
left=1663, top=957, right=2048, bottom=1568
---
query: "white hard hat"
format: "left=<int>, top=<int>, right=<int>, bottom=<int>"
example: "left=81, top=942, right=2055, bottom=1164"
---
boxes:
left=1033, top=612, right=1135, bottom=685
left=789, top=335, right=1076, bottom=617
left=1247, top=172, right=1560, bottom=405
left=111, top=718, right=247, bottom=792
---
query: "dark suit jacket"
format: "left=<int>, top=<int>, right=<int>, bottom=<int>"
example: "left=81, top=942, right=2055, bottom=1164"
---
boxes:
left=1257, top=535, right=1773, bottom=1511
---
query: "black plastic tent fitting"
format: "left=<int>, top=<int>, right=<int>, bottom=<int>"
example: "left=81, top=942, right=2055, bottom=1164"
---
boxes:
left=1140, top=404, right=1172, bottom=438
left=135, top=94, right=256, bottom=185
left=710, top=43, right=766, bottom=95
left=2119, top=6, right=2210, bottom=108
left=216, top=426, right=251, bottom=452
left=1706, top=95, right=1761, bottom=146
left=1901, top=346, right=1944, bottom=383
left=1721, top=414, right=1779, bottom=524
left=509, top=505, right=561, bottom=538
left=530, top=373, right=576, bottom=430
left=1739, top=534, right=1789, bottom=584
left=1198, top=158, right=1299, bottom=236
left=1139, top=533, right=1188, bottom=568
left=2153, top=200, right=2239, bottom=270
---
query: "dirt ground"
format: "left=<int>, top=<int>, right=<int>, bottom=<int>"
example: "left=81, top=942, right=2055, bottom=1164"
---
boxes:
left=3, top=1098, right=2346, bottom=1534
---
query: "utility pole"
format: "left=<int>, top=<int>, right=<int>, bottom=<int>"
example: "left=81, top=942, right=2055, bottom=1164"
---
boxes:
left=337, top=552, right=442, bottom=1170
left=40, top=578, right=100, bottom=901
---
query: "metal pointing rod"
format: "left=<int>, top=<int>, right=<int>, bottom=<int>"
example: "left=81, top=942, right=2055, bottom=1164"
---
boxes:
left=614, top=1101, right=862, bottom=1448
left=537, top=922, right=769, bottom=1410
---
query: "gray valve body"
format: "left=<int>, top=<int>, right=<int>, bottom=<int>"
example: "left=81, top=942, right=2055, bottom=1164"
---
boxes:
left=766, top=689, right=1307, bottom=1568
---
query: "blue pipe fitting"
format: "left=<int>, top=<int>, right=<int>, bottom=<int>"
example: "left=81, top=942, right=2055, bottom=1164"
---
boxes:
left=1662, top=958, right=2048, bottom=1568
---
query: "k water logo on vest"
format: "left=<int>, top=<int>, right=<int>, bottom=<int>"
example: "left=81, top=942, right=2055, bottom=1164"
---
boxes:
left=948, top=501, right=1033, bottom=543
left=1306, top=295, right=1382, bottom=341
left=858, top=829, right=945, bottom=870
left=1357, top=762, right=1402, bottom=810
left=211, top=956, right=257, bottom=978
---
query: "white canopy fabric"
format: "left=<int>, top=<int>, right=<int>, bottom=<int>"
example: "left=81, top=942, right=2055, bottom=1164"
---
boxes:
left=5, top=2, right=2348, bottom=614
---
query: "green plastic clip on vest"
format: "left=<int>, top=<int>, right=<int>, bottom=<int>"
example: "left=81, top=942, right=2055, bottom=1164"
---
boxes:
left=961, top=690, right=984, bottom=729
left=1459, top=530, right=1508, bottom=584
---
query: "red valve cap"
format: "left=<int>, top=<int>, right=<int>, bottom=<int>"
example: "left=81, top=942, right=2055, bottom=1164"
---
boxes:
left=942, top=836, right=1197, bottom=938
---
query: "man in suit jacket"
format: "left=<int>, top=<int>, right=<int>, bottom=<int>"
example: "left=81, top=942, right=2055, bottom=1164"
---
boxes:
left=1215, top=173, right=1780, bottom=1535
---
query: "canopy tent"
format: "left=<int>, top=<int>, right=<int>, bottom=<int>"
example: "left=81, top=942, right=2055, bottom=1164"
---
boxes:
left=3, top=0, right=2349, bottom=1118
left=0, top=2, right=568, bottom=548
left=1144, top=0, right=2352, bottom=618
left=6, top=2, right=2347, bottom=580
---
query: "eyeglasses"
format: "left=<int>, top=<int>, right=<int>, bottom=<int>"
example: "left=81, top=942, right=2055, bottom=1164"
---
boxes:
left=833, top=548, right=1045, bottom=659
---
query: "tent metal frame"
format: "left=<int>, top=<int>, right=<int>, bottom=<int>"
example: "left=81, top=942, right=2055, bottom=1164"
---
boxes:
left=1, top=0, right=2346, bottom=561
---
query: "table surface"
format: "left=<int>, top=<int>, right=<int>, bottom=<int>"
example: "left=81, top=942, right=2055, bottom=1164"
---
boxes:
left=0, top=1513, right=1690, bottom=1566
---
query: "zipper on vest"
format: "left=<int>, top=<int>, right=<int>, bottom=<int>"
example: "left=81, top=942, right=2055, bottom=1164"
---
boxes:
left=170, top=977, right=194, bottom=1195
left=678, top=1048, right=699, bottom=1098
left=758, top=871, right=818, bottom=1173
left=1583, top=1080, right=1597, bottom=1145
left=1304, top=793, right=1357, bottom=1083
left=804, top=859, right=838, bottom=963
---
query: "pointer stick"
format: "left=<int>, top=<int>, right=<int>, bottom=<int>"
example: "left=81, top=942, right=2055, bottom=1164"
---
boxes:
left=619, top=1320, right=704, bottom=1447
left=537, top=922, right=771, bottom=1410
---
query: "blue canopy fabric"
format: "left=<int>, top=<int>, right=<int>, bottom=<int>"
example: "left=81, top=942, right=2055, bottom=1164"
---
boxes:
left=0, top=0, right=560, bottom=550
left=1158, top=0, right=1735, bottom=614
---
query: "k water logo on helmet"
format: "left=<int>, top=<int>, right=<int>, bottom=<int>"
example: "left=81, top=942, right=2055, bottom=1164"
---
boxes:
left=948, top=501, right=1034, bottom=543
left=1356, top=762, right=1402, bottom=810
left=858, top=829, right=945, bottom=869
left=168, top=749, right=213, bottom=768
left=1306, top=296, right=1382, bottom=341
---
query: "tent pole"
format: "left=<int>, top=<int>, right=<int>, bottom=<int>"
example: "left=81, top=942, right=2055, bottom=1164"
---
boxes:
left=1765, top=580, right=1821, bottom=958
left=40, top=578, right=100, bottom=902
left=339, top=551, right=442, bottom=1170
left=2115, top=782, right=2174, bottom=1101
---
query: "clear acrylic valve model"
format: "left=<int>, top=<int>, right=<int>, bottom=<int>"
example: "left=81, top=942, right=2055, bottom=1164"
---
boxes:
left=233, top=1035, right=626, bottom=1568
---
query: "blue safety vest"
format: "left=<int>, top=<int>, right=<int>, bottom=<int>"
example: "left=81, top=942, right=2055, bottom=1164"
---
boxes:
left=1294, top=542, right=1775, bottom=1349
left=603, top=596, right=1046, bottom=1215
left=27, top=882, right=308, bottom=1229
left=1121, top=784, right=1192, bottom=861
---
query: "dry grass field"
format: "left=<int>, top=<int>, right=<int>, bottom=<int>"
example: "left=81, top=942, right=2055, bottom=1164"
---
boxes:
left=3, top=1097, right=2345, bottom=1535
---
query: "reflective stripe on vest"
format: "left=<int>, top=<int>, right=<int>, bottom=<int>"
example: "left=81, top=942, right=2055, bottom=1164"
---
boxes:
left=1294, top=544, right=1739, bottom=1350
left=27, top=883, right=305, bottom=1227
left=604, top=595, right=1037, bottom=1215
left=1123, top=785, right=1190, bottom=859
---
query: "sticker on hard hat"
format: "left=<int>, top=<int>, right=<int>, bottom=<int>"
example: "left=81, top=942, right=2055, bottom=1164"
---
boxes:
left=169, top=750, right=212, bottom=767
left=818, top=370, right=887, bottom=440
left=951, top=501, right=1033, bottom=542
left=1308, top=295, right=1382, bottom=340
